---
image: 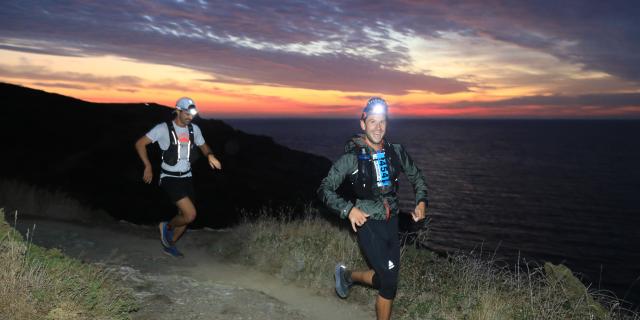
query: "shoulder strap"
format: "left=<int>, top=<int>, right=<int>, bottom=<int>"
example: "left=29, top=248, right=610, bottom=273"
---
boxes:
left=188, top=123, right=195, bottom=145
left=165, top=121, right=177, bottom=145
left=385, top=141, right=403, bottom=173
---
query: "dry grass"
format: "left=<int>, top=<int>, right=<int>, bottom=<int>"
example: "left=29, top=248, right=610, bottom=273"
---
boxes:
left=0, top=179, right=111, bottom=223
left=0, top=210, right=43, bottom=319
left=0, top=208, right=137, bottom=319
left=214, top=207, right=639, bottom=320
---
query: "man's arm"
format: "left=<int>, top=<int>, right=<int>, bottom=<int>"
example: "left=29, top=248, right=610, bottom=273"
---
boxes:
left=135, top=136, right=153, bottom=184
left=395, top=144, right=429, bottom=221
left=198, top=144, right=222, bottom=170
left=317, top=154, right=356, bottom=219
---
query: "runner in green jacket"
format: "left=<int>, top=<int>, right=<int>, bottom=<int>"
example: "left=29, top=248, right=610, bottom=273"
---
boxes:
left=318, top=97, right=428, bottom=320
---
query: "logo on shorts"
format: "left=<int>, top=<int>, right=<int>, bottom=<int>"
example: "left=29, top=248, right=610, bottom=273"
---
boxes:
left=388, top=260, right=395, bottom=270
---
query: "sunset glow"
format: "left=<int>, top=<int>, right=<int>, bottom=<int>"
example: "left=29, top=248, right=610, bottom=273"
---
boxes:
left=1, top=1, right=639, bottom=118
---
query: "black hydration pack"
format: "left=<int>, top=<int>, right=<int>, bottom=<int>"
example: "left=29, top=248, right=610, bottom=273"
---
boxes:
left=349, top=141, right=401, bottom=200
left=161, top=121, right=200, bottom=166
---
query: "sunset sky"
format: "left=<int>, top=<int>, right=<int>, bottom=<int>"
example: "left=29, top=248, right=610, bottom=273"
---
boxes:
left=1, top=1, right=639, bottom=118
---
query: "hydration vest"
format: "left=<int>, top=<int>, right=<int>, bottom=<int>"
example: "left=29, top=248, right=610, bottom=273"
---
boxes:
left=161, top=121, right=200, bottom=166
left=349, top=141, right=401, bottom=200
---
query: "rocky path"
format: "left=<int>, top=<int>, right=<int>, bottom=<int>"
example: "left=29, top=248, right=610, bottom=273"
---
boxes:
left=13, top=218, right=373, bottom=320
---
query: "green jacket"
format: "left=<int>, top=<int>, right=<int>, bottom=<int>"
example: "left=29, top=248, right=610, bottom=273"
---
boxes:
left=318, top=134, right=429, bottom=220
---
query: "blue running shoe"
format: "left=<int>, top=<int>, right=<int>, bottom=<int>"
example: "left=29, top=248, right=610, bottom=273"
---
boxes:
left=158, top=222, right=174, bottom=248
left=334, top=263, right=352, bottom=298
left=165, top=225, right=174, bottom=246
left=163, top=245, right=184, bottom=258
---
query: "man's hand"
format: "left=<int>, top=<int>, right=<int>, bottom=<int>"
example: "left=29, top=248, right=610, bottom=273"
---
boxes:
left=142, top=165, right=153, bottom=184
left=348, top=207, right=370, bottom=232
left=208, top=154, right=222, bottom=170
left=412, top=201, right=427, bottom=222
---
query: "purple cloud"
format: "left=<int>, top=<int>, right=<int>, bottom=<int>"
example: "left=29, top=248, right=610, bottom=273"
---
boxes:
left=448, top=92, right=640, bottom=109
left=0, top=0, right=468, bottom=94
left=0, top=0, right=638, bottom=96
left=388, top=1, right=640, bottom=82
left=0, top=63, right=143, bottom=87
left=31, top=82, right=88, bottom=90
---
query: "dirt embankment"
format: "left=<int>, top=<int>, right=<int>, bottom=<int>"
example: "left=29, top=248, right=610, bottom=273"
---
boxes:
left=12, top=218, right=373, bottom=320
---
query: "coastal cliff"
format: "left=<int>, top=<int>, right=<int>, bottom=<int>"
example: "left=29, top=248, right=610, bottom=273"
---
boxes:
left=0, top=82, right=331, bottom=227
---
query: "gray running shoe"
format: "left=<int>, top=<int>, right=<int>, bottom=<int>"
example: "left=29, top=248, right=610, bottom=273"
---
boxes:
left=334, top=263, right=352, bottom=298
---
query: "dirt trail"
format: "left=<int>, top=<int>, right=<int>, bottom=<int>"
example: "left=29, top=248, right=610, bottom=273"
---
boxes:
left=13, top=218, right=373, bottom=320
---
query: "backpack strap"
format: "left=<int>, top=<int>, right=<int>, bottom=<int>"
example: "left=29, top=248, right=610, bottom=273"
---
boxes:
left=187, top=123, right=195, bottom=160
left=161, top=121, right=179, bottom=166
left=166, top=121, right=178, bottom=146
left=385, top=141, right=402, bottom=174
left=188, top=123, right=195, bottom=145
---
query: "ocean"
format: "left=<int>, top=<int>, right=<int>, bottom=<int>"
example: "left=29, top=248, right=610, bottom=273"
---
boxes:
left=224, top=118, right=640, bottom=305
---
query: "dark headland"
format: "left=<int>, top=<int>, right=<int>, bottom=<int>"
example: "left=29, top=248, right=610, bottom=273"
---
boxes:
left=0, top=82, right=332, bottom=228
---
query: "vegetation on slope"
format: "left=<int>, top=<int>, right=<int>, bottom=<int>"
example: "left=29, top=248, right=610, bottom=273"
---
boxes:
left=0, top=209, right=136, bottom=320
left=213, top=208, right=638, bottom=320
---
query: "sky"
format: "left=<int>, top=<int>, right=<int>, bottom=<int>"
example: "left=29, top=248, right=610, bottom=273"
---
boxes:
left=1, top=0, right=640, bottom=118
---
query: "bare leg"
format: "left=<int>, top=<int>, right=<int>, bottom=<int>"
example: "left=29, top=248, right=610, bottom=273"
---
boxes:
left=350, top=270, right=393, bottom=319
left=375, top=296, right=393, bottom=320
left=169, top=197, right=196, bottom=243
left=350, top=270, right=375, bottom=286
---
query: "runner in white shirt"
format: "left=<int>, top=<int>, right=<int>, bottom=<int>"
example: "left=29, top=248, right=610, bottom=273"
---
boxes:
left=135, top=97, right=222, bottom=257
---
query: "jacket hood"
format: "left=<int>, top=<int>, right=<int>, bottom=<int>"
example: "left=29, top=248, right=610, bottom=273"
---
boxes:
left=344, top=134, right=368, bottom=153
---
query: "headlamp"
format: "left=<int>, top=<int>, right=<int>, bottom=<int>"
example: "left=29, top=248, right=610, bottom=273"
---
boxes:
left=361, top=97, right=389, bottom=119
left=175, top=97, right=198, bottom=115
left=370, top=103, right=386, bottom=115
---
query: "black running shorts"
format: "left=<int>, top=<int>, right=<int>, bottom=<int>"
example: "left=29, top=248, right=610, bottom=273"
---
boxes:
left=160, top=176, right=195, bottom=203
left=356, top=215, right=400, bottom=299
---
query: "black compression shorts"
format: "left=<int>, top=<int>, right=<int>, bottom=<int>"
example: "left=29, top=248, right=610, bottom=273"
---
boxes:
left=160, top=176, right=195, bottom=203
left=356, top=215, right=400, bottom=299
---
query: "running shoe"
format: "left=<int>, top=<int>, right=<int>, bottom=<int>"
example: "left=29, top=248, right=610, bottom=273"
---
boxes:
left=163, top=245, right=184, bottom=258
left=158, top=221, right=174, bottom=248
left=334, top=263, right=352, bottom=298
